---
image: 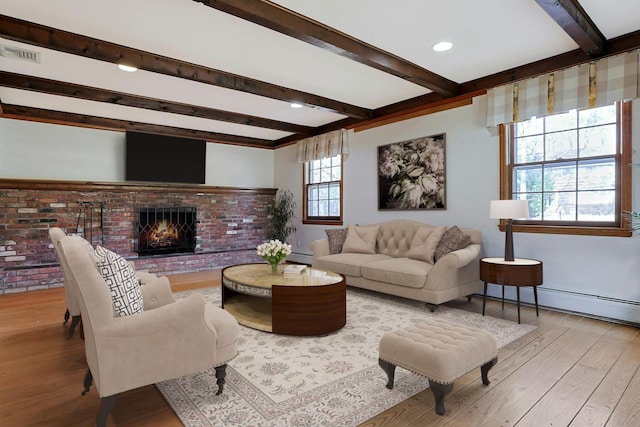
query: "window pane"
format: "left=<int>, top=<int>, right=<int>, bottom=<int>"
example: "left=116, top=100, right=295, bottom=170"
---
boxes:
left=310, top=168, right=321, bottom=184
left=545, top=110, right=576, bottom=133
left=308, top=185, right=317, bottom=201
left=577, top=190, right=615, bottom=221
left=543, top=192, right=576, bottom=221
left=321, top=157, right=331, bottom=168
left=515, top=116, right=543, bottom=137
left=522, top=193, right=542, bottom=220
left=544, top=161, right=576, bottom=192
left=329, top=182, right=340, bottom=198
left=318, top=200, right=328, bottom=216
left=577, top=159, right=615, bottom=190
left=514, top=165, right=542, bottom=194
left=579, top=104, right=616, bottom=127
left=318, top=183, right=328, bottom=200
left=545, top=130, right=577, bottom=160
left=578, top=124, right=616, bottom=157
left=514, top=135, right=544, bottom=163
left=308, top=201, right=317, bottom=216
left=331, top=166, right=341, bottom=180
left=329, top=199, right=340, bottom=216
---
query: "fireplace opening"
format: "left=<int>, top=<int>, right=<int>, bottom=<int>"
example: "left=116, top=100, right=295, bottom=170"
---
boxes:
left=135, top=207, right=197, bottom=256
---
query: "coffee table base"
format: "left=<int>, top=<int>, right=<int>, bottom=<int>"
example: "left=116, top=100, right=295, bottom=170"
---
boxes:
left=222, top=264, right=346, bottom=336
left=224, top=295, right=273, bottom=332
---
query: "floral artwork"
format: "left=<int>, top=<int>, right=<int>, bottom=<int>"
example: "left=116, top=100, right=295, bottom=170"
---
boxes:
left=378, top=133, right=446, bottom=210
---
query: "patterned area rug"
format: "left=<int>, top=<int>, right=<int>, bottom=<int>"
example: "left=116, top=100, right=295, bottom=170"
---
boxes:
left=157, top=287, right=536, bottom=426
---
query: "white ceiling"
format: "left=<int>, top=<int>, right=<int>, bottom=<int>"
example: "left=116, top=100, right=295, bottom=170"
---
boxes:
left=1, top=0, right=639, bottom=146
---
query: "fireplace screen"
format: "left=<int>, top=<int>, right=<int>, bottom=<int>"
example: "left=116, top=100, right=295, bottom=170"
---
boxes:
left=135, top=207, right=197, bottom=255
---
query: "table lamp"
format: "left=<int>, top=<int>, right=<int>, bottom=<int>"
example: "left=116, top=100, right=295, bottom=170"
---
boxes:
left=490, top=199, right=529, bottom=262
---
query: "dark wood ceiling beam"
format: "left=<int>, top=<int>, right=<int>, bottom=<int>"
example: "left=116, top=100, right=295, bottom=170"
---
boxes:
left=0, top=14, right=372, bottom=120
left=195, top=0, right=460, bottom=97
left=535, top=0, right=605, bottom=55
left=460, top=30, right=640, bottom=94
left=0, top=103, right=275, bottom=148
left=0, top=71, right=314, bottom=135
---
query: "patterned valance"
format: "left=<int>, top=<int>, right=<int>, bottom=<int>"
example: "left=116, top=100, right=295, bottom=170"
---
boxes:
left=487, top=49, right=639, bottom=126
left=296, top=129, right=349, bottom=163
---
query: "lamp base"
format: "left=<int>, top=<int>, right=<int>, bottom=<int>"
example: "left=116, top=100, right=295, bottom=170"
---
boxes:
left=504, top=220, right=515, bottom=261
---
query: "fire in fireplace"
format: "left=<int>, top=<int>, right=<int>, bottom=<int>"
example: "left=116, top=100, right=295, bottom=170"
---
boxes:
left=135, top=207, right=197, bottom=255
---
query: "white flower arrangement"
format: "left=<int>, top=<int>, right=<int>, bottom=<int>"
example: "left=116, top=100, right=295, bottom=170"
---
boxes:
left=256, top=239, right=292, bottom=266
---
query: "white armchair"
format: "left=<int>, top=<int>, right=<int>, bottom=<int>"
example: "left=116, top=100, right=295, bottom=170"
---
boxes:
left=56, top=234, right=240, bottom=427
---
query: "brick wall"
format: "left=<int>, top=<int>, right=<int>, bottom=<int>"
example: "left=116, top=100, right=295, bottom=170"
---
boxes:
left=0, top=179, right=276, bottom=293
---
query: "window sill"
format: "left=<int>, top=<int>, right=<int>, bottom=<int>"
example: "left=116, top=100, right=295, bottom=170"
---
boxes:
left=303, top=219, right=343, bottom=226
left=500, top=224, right=632, bottom=237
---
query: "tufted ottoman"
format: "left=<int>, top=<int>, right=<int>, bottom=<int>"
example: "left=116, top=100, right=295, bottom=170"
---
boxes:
left=378, top=317, right=498, bottom=415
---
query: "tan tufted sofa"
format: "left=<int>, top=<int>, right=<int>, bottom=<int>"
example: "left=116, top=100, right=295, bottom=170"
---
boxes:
left=311, top=220, right=482, bottom=309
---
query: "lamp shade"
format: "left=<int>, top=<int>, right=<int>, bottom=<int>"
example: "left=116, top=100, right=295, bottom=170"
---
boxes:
left=489, top=199, right=529, bottom=219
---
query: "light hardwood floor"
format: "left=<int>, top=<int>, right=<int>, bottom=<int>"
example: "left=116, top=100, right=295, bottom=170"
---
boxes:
left=1, top=271, right=638, bottom=426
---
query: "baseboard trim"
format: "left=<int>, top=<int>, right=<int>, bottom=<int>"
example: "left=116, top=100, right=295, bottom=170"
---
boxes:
left=485, top=284, right=640, bottom=326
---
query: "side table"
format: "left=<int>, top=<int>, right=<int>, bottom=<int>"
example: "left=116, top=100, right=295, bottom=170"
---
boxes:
left=479, top=257, right=543, bottom=324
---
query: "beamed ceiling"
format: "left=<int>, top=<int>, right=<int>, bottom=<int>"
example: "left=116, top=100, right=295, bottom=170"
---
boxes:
left=1, top=0, right=639, bottom=149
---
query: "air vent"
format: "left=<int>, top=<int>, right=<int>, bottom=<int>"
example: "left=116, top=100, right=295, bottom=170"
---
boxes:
left=0, top=45, right=41, bottom=63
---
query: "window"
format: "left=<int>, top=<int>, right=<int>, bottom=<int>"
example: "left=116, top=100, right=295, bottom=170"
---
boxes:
left=303, top=154, right=343, bottom=224
left=500, top=101, right=632, bottom=236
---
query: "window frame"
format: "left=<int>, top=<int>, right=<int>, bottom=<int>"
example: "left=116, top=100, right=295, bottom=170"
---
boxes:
left=302, top=155, right=344, bottom=225
left=499, top=100, right=632, bottom=237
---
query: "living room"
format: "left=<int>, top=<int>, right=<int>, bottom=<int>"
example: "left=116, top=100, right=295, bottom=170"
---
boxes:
left=1, top=1, right=640, bottom=425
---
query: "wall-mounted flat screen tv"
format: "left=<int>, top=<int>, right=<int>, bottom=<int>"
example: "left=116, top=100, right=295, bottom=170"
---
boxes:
left=125, top=131, right=206, bottom=184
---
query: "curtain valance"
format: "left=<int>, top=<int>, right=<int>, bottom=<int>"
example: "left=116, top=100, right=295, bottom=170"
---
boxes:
left=296, top=129, right=349, bottom=163
left=486, top=49, right=639, bottom=127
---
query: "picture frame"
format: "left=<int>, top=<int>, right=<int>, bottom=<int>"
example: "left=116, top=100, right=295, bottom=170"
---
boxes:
left=377, top=133, right=446, bottom=210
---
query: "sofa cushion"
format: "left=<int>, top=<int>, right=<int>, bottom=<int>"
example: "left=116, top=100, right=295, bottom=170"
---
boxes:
left=314, top=253, right=391, bottom=277
left=406, top=225, right=446, bottom=264
left=95, top=246, right=144, bottom=317
left=361, top=258, right=432, bottom=289
left=325, top=228, right=349, bottom=254
left=434, top=225, right=471, bottom=261
left=342, top=224, right=380, bottom=254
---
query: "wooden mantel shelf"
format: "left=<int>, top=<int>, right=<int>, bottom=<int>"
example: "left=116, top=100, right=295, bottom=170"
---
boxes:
left=0, top=178, right=277, bottom=195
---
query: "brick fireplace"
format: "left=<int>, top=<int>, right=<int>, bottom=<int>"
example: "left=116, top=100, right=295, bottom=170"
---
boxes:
left=0, top=179, right=276, bottom=293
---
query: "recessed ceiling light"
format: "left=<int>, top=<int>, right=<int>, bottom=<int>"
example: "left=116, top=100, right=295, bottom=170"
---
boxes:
left=432, top=41, right=453, bottom=52
left=117, top=63, right=138, bottom=72
left=290, top=103, right=303, bottom=109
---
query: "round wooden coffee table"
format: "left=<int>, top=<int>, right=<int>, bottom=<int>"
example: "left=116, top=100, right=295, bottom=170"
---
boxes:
left=221, top=263, right=346, bottom=336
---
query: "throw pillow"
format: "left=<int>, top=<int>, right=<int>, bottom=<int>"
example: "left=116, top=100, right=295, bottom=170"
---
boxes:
left=406, top=225, right=447, bottom=264
left=94, top=246, right=144, bottom=317
left=326, top=228, right=349, bottom=254
left=341, top=224, right=380, bottom=254
left=434, top=226, right=471, bottom=261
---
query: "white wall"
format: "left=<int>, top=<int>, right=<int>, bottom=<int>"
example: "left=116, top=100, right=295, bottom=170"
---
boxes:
left=0, top=118, right=274, bottom=187
left=276, top=96, right=640, bottom=323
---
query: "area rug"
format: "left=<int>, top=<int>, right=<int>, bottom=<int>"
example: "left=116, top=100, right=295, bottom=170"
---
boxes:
left=157, top=287, right=536, bottom=426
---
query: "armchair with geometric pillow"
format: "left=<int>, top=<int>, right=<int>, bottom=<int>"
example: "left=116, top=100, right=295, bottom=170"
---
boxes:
left=56, top=233, right=240, bottom=427
left=49, top=227, right=165, bottom=338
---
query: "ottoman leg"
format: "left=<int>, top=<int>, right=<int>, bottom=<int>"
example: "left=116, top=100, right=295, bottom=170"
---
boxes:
left=481, top=357, right=498, bottom=385
left=429, top=380, right=453, bottom=415
left=378, top=359, right=396, bottom=389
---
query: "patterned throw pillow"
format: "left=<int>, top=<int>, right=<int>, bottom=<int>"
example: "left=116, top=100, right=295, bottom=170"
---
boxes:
left=406, top=226, right=447, bottom=264
left=341, top=224, right=380, bottom=254
left=94, top=246, right=144, bottom=317
left=326, top=228, right=349, bottom=254
left=434, top=226, right=471, bottom=261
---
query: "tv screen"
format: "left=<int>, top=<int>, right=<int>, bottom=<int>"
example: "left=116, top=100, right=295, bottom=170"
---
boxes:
left=125, top=131, right=206, bottom=184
